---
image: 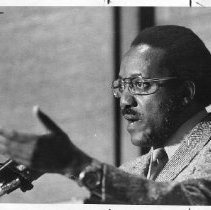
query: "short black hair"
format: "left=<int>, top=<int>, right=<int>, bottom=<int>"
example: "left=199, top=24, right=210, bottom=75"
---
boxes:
left=131, top=25, right=211, bottom=106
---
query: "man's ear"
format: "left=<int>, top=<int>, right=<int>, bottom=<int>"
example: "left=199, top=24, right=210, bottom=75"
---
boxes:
left=183, top=80, right=195, bottom=104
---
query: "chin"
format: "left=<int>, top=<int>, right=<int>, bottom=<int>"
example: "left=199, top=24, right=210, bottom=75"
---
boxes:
left=130, top=133, right=153, bottom=147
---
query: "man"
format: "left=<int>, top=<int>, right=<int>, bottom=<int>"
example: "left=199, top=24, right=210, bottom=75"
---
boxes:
left=0, top=25, right=211, bottom=204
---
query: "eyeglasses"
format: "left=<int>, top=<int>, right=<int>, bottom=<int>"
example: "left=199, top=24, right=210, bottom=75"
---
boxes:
left=112, top=75, right=178, bottom=98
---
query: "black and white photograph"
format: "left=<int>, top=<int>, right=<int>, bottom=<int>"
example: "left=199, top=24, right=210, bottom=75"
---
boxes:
left=0, top=2, right=210, bottom=208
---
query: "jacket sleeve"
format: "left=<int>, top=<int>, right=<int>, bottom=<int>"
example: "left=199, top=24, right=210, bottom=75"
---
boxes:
left=86, top=133, right=211, bottom=204
left=85, top=164, right=211, bottom=205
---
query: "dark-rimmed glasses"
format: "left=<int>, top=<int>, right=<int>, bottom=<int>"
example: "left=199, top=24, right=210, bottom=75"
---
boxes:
left=112, top=75, right=178, bottom=98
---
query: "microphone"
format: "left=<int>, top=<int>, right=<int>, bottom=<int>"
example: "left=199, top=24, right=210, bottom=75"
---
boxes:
left=0, top=159, right=40, bottom=196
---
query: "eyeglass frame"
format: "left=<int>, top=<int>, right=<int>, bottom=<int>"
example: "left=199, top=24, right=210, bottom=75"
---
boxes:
left=111, top=74, right=179, bottom=98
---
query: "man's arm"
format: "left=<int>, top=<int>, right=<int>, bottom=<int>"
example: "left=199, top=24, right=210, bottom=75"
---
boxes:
left=0, top=107, right=211, bottom=205
left=84, top=164, right=211, bottom=204
left=66, top=156, right=210, bottom=205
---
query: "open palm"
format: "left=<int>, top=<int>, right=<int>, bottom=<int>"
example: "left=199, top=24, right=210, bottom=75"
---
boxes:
left=0, top=107, right=75, bottom=174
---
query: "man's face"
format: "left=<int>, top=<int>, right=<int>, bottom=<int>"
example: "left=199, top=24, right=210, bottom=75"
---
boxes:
left=119, top=44, right=184, bottom=148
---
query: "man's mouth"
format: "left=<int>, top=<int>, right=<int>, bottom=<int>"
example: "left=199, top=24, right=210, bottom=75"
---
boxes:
left=123, top=114, right=140, bottom=123
left=121, top=108, right=143, bottom=132
left=122, top=108, right=141, bottom=122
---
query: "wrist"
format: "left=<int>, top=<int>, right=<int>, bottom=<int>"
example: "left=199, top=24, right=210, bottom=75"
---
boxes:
left=59, top=146, right=107, bottom=202
left=61, top=147, right=92, bottom=179
left=77, top=159, right=107, bottom=202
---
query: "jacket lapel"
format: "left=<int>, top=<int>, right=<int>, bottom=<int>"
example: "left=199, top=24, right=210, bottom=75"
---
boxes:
left=156, top=115, right=211, bottom=182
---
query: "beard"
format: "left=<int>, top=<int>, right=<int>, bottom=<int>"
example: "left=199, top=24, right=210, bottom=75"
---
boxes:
left=150, top=93, right=185, bottom=148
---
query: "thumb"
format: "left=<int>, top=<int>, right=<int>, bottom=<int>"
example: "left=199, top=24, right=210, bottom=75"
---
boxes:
left=33, top=106, right=63, bottom=134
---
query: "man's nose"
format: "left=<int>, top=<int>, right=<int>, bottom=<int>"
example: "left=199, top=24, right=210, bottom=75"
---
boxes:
left=120, top=88, right=137, bottom=110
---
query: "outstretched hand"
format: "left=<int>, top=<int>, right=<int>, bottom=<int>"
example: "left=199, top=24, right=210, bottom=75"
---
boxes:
left=0, top=106, right=76, bottom=174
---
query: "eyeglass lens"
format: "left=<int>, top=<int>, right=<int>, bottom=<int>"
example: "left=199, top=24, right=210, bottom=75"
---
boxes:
left=112, top=78, right=159, bottom=97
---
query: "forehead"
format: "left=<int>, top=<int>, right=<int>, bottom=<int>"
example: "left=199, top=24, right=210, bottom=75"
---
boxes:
left=119, top=44, right=169, bottom=78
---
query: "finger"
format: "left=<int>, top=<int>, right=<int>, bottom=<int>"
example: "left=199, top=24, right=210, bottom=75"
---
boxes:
left=0, top=144, right=7, bottom=156
left=11, top=153, right=46, bottom=173
left=0, top=128, right=17, bottom=140
left=9, top=145, right=34, bottom=160
left=33, top=106, right=63, bottom=133
left=0, top=136, right=6, bottom=144
left=0, top=144, right=10, bottom=160
left=0, top=129, right=35, bottom=143
left=10, top=154, right=29, bottom=167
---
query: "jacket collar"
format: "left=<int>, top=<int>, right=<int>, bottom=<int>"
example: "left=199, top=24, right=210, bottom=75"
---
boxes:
left=156, top=114, right=211, bottom=182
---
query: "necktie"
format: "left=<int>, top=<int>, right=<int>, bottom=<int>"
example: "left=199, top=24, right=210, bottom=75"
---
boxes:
left=147, top=148, right=168, bottom=180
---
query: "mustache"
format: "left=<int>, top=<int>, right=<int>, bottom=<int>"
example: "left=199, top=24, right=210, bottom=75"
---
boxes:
left=121, top=108, right=140, bottom=117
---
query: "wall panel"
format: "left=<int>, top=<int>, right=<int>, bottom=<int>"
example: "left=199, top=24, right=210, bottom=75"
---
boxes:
left=0, top=7, right=113, bottom=203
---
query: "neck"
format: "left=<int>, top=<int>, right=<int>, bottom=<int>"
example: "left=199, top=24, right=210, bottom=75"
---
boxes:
left=174, top=102, right=204, bottom=130
left=166, top=108, right=207, bottom=147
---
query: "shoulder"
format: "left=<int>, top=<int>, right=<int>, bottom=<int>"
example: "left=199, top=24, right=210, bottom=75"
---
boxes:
left=191, top=138, right=211, bottom=177
left=175, top=136, right=211, bottom=181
